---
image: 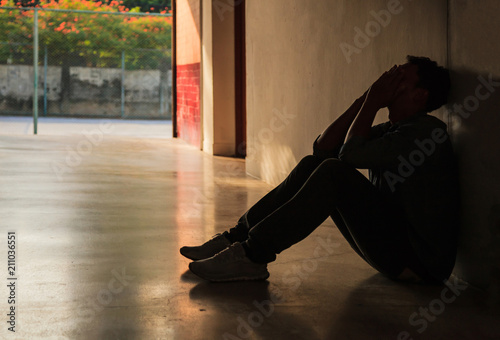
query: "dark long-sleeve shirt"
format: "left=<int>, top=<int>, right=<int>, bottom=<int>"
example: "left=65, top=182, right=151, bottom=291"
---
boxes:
left=313, top=113, right=460, bottom=280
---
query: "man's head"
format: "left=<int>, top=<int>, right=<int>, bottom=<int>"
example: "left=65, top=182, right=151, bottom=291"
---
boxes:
left=388, top=56, right=450, bottom=122
left=406, top=55, right=451, bottom=112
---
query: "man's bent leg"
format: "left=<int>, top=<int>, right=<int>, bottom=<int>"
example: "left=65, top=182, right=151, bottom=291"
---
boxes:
left=188, top=158, right=421, bottom=282
left=188, top=159, right=356, bottom=282
left=181, top=156, right=324, bottom=261
left=244, top=158, right=427, bottom=282
left=224, top=155, right=325, bottom=243
left=244, top=159, right=368, bottom=263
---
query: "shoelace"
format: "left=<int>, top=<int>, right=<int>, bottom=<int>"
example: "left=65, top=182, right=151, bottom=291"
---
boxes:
left=206, top=233, right=222, bottom=244
left=205, top=233, right=229, bottom=247
left=212, top=244, right=244, bottom=264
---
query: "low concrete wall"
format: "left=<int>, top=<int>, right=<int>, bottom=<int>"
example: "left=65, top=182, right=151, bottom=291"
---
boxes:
left=0, top=65, right=62, bottom=104
left=0, top=64, right=172, bottom=119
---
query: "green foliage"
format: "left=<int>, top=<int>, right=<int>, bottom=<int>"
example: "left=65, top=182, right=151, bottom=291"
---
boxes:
left=0, top=0, right=172, bottom=69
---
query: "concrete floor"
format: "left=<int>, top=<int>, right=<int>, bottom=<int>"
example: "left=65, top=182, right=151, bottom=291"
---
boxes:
left=0, top=127, right=499, bottom=339
left=0, top=116, right=172, bottom=138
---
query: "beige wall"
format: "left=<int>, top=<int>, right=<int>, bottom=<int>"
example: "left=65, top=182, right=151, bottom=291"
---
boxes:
left=448, top=0, right=500, bottom=293
left=176, top=0, right=201, bottom=65
left=245, top=0, right=448, bottom=185
left=202, top=0, right=214, bottom=153
left=202, top=0, right=236, bottom=156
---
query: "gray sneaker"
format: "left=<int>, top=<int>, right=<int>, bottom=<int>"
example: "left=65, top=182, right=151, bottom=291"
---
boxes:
left=180, top=233, right=231, bottom=260
left=189, top=242, right=270, bottom=282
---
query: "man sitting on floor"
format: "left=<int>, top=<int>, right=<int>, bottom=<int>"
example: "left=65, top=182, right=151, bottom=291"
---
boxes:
left=180, top=56, right=459, bottom=284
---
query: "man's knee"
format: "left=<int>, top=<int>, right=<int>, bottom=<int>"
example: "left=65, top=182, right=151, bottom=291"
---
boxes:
left=295, top=156, right=358, bottom=184
left=300, top=154, right=322, bottom=163
left=297, top=155, right=324, bottom=171
left=316, top=158, right=359, bottom=179
left=318, top=158, right=352, bottom=170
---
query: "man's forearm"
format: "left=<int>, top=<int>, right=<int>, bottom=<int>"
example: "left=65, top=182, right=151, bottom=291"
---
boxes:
left=316, top=95, right=366, bottom=151
left=346, top=99, right=380, bottom=140
left=345, top=65, right=402, bottom=140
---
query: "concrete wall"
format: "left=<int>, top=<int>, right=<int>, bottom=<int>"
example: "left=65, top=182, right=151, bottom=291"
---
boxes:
left=448, top=0, right=500, bottom=295
left=0, top=65, right=61, bottom=101
left=0, top=65, right=170, bottom=118
left=202, top=0, right=236, bottom=156
left=245, top=0, right=448, bottom=184
left=202, top=0, right=214, bottom=153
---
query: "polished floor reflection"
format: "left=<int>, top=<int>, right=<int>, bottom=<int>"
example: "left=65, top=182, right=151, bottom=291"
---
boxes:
left=0, top=134, right=498, bottom=340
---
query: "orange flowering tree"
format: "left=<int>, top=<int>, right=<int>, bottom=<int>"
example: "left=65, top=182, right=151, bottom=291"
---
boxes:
left=0, top=0, right=172, bottom=69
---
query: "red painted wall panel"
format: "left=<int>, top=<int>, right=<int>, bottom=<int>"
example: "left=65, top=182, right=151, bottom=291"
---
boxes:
left=176, top=0, right=201, bottom=148
left=176, top=62, right=200, bottom=147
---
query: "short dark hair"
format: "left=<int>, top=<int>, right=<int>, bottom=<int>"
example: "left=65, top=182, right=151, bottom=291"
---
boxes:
left=406, top=55, right=451, bottom=112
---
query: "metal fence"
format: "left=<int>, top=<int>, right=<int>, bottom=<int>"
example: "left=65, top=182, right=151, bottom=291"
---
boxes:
left=0, top=6, right=172, bottom=126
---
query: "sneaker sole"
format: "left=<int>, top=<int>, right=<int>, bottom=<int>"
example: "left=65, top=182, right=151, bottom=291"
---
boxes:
left=188, top=262, right=270, bottom=282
